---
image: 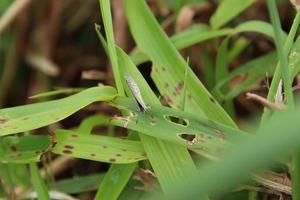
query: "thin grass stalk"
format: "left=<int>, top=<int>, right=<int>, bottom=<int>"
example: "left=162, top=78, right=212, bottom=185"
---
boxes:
left=260, top=11, right=300, bottom=124
left=266, top=1, right=300, bottom=199
left=29, top=163, right=50, bottom=200
left=99, top=0, right=124, bottom=95
left=266, top=0, right=294, bottom=108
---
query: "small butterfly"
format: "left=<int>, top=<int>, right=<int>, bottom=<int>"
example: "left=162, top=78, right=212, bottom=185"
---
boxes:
left=124, top=74, right=150, bottom=113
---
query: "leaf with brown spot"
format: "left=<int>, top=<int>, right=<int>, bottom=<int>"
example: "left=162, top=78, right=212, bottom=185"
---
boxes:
left=0, top=86, right=117, bottom=136
left=52, top=129, right=147, bottom=164
left=0, top=134, right=52, bottom=163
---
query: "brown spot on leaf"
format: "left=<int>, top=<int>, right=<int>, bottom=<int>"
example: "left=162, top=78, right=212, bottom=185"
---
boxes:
left=164, top=83, right=169, bottom=88
left=64, top=145, right=74, bottom=149
left=176, top=105, right=182, bottom=110
left=70, top=134, right=79, bottom=138
left=62, top=150, right=73, bottom=154
left=103, top=146, right=108, bottom=149
left=90, top=153, right=96, bottom=157
left=187, top=94, right=192, bottom=100
left=122, top=149, right=127, bottom=152
left=219, top=132, right=225, bottom=140
left=163, top=94, right=173, bottom=104
left=162, top=67, right=166, bottom=71
left=109, top=158, right=116, bottom=163
left=116, top=154, right=122, bottom=157
left=0, top=117, right=7, bottom=124
left=150, top=118, right=156, bottom=126
left=209, top=97, right=216, bottom=103
left=10, top=145, right=17, bottom=152
left=15, top=152, right=22, bottom=157
left=172, top=91, right=177, bottom=96
left=22, top=117, right=29, bottom=120
left=175, top=82, right=184, bottom=92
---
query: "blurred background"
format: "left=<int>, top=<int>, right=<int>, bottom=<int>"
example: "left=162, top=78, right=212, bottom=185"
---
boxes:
left=0, top=0, right=298, bottom=198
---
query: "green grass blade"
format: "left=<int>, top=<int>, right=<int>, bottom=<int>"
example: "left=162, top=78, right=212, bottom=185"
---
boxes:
left=267, top=0, right=293, bottom=108
left=52, top=129, right=146, bottom=164
left=111, top=97, right=246, bottom=159
left=213, top=52, right=276, bottom=100
left=29, top=163, right=50, bottom=200
left=210, top=0, right=255, bottom=29
left=99, top=0, right=123, bottom=95
left=0, top=134, right=52, bottom=163
left=0, top=86, right=117, bottom=136
left=55, top=173, right=104, bottom=194
left=95, top=163, right=137, bottom=200
left=77, top=115, right=110, bottom=135
left=260, top=11, right=300, bottom=125
left=289, top=36, right=300, bottom=78
left=29, top=88, right=84, bottom=99
left=131, top=20, right=284, bottom=66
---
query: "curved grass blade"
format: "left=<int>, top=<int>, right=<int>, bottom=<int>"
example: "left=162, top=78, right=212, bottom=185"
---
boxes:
left=210, top=0, right=255, bottom=29
left=29, top=88, right=84, bottom=99
left=52, top=129, right=146, bottom=164
left=213, top=52, right=276, bottom=100
left=0, top=86, right=117, bottom=136
left=131, top=20, right=284, bottom=66
left=77, top=115, right=110, bottom=135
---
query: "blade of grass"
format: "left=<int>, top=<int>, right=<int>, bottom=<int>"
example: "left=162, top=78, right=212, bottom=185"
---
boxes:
left=0, top=86, right=117, bottom=136
left=260, top=11, right=300, bottom=124
left=95, top=163, right=137, bottom=200
left=267, top=0, right=293, bottom=108
left=210, top=0, right=255, bottom=29
left=52, top=129, right=146, bottom=164
left=55, top=173, right=104, bottom=194
left=131, top=20, right=285, bottom=66
left=214, top=37, right=235, bottom=117
left=213, top=52, right=276, bottom=100
left=29, top=163, right=50, bottom=200
left=0, top=134, right=52, bottom=163
left=266, top=2, right=300, bottom=199
left=99, top=0, right=123, bottom=95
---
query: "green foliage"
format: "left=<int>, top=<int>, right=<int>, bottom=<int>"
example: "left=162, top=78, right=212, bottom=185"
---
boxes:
left=0, top=86, right=117, bottom=136
left=210, top=0, right=255, bottom=29
left=53, top=129, right=146, bottom=164
left=1, top=0, right=300, bottom=199
left=0, top=134, right=52, bottom=163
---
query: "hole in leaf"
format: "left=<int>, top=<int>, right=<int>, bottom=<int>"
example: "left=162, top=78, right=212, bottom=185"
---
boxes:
left=179, top=133, right=195, bottom=142
left=164, top=115, right=188, bottom=126
left=178, top=133, right=198, bottom=145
